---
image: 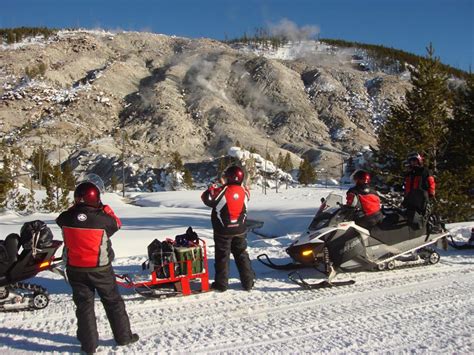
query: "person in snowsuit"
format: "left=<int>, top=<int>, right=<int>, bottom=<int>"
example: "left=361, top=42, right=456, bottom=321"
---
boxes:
left=56, top=175, right=138, bottom=354
left=201, top=165, right=255, bottom=292
left=402, top=152, right=436, bottom=229
left=346, top=170, right=383, bottom=230
left=403, top=152, right=436, bottom=203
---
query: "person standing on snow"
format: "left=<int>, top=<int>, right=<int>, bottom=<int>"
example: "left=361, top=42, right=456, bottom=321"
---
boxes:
left=201, top=165, right=255, bottom=292
left=346, top=170, right=383, bottom=230
left=56, top=174, right=138, bottom=354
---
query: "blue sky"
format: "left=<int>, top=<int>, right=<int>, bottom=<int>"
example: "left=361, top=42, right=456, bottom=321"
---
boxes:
left=1, top=0, right=473, bottom=70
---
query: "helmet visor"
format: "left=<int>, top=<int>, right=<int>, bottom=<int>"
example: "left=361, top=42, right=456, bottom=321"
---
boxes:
left=77, top=173, right=105, bottom=194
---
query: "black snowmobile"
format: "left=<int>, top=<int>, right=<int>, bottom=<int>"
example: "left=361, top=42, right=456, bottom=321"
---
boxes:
left=258, top=191, right=450, bottom=289
left=0, top=221, right=63, bottom=311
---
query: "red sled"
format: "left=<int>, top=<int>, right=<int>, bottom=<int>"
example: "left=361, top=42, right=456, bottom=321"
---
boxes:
left=115, top=238, right=210, bottom=298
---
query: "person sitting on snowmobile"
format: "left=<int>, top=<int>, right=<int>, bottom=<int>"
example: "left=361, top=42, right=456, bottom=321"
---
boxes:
left=201, top=165, right=255, bottom=292
left=402, top=152, right=436, bottom=229
left=346, top=170, right=383, bottom=230
left=403, top=152, right=436, bottom=202
left=56, top=174, right=138, bottom=354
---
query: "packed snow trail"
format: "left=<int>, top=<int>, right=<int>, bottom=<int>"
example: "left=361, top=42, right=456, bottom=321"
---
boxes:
left=0, top=188, right=472, bottom=354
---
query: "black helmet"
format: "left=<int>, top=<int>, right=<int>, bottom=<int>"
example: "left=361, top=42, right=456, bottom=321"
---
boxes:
left=352, top=170, right=371, bottom=186
left=407, top=152, right=423, bottom=166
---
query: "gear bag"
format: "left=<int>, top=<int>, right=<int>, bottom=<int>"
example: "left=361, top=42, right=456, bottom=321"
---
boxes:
left=145, top=239, right=177, bottom=278
left=174, top=226, right=199, bottom=247
left=175, top=245, right=203, bottom=276
left=20, top=220, right=53, bottom=250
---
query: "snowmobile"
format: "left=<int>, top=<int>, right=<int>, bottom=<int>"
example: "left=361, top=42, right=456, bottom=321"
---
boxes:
left=257, top=193, right=342, bottom=270
left=0, top=226, right=63, bottom=311
left=258, top=192, right=450, bottom=289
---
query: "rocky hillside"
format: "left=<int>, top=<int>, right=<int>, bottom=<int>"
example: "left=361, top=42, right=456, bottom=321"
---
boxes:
left=0, top=30, right=413, bottom=184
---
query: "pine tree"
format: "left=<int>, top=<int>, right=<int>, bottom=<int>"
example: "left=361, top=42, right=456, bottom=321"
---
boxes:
left=62, top=163, right=76, bottom=190
left=169, top=151, right=184, bottom=171
left=378, top=44, right=449, bottom=180
left=298, top=158, right=317, bottom=185
left=282, top=152, right=294, bottom=172
left=217, top=156, right=229, bottom=177
left=0, top=156, right=14, bottom=208
left=41, top=179, right=56, bottom=212
left=26, top=183, right=36, bottom=214
left=183, top=168, right=194, bottom=189
left=442, top=76, right=474, bottom=172
left=31, top=146, right=53, bottom=187
left=111, top=175, right=118, bottom=191
left=265, top=151, right=273, bottom=163
left=276, top=152, right=284, bottom=169
left=435, top=76, right=474, bottom=221
left=14, top=192, right=28, bottom=213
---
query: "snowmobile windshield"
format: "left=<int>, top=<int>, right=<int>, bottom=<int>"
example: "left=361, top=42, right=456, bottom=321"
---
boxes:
left=322, top=193, right=344, bottom=211
left=77, top=173, right=105, bottom=194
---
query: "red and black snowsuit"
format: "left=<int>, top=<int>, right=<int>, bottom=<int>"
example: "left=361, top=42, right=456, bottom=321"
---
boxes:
left=56, top=203, right=135, bottom=353
left=404, top=166, right=435, bottom=198
left=346, top=184, right=383, bottom=229
left=201, top=183, right=255, bottom=291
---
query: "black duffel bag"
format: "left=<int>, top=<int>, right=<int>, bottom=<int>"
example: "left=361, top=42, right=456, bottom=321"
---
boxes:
left=20, top=220, right=53, bottom=249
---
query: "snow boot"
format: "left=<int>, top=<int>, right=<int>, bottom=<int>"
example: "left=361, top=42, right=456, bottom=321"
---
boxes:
left=116, top=333, right=139, bottom=346
left=211, top=282, right=227, bottom=292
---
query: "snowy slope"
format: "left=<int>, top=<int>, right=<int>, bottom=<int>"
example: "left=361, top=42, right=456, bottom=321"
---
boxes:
left=0, top=187, right=473, bottom=354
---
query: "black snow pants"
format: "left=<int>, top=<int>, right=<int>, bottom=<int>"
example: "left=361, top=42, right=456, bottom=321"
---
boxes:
left=67, top=266, right=133, bottom=353
left=213, top=233, right=255, bottom=290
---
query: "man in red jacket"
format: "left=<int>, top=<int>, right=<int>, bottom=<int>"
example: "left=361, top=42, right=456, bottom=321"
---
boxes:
left=56, top=175, right=138, bottom=354
left=201, top=165, right=255, bottom=292
left=346, top=170, right=383, bottom=230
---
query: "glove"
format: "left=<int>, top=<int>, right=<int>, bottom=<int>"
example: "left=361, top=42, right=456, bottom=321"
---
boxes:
left=103, top=204, right=122, bottom=229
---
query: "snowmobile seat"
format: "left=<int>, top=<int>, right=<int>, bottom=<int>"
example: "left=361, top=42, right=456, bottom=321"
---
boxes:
left=0, top=240, right=62, bottom=287
left=0, top=233, right=20, bottom=275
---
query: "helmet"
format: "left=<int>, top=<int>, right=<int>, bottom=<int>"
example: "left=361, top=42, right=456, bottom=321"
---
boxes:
left=74, top=182, right=101, bottom=207
left=223, top=165, right=245, bottom=185
left=407, top=152, right=423, bottom=166
left=352, top=170, right=371, bottom=186
left=74, top=173, right=105, bottom=207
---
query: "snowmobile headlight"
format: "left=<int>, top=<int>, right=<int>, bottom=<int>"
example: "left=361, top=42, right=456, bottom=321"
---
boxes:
left=39, top=261, right=50, bottom=269
left=302, top=250, right=313, bottom=256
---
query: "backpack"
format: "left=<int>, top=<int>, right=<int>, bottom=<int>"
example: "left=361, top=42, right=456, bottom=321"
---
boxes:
left=145, top=239, right=177, bottom=278
left=174, top=227, right=199, bottom=247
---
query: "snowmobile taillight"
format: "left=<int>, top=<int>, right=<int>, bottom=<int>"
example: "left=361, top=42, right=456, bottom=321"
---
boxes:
left=302, top=250, right=313, bottom=256
left=39, top=261, right=50, bottom=269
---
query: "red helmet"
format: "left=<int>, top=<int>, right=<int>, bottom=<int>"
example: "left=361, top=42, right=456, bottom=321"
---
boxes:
left=223, top=165, right=245, bottom=185
left=352, top=170, right=371, bottom=186
left=407, top=152, right=423, bottom=166
left=74, top=182, right=101, bottom=207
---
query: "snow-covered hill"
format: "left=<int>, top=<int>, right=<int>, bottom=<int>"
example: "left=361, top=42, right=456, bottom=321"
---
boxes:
left=0, top=187, right=473, bottom=353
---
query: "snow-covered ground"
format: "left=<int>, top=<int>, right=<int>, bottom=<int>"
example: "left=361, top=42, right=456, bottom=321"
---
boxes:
left=0, top=187, right=473, bottom=354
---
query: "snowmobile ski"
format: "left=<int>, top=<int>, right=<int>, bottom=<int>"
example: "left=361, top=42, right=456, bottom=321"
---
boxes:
left=257, top=253, right=308, bottom=270
left=288, top=271, right=355, bottom=289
